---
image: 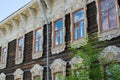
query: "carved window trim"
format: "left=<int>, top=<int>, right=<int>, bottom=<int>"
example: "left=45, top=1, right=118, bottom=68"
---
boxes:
left=15, top=36, right=24, bottom=65
left=0, top=44, right=8, bottom=69
left=96, top=0, right=120, bottom=41
left=70, top=1, right=88, bottom=48
left=50, top=59, right=67, bottom=80
left=0, top=73, right=6, bottom=80
left=30, top=64, right=44, bottom=80
left=32, top=27, right=43, bottom=59
left=99, top=46, right=120, bottom=64
left=51, top=17, right=66, bottom=54
left=14, top=68, right=24, bottom=80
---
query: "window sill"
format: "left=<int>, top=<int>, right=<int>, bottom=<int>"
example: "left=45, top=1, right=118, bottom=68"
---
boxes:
left=0, top=63, right=6, bottom=69
left=98, top=28, right=120, bottom=41
left=15, top=58, right=23, bottom=65
left=71, top=38, right=87, bottom=48
left=32, top=51, right=43, bottom=59
left=51, top=44, right=65, bottom=54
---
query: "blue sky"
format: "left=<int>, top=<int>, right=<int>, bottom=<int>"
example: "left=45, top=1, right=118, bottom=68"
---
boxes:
left=0, top=0, right=31, bottom=22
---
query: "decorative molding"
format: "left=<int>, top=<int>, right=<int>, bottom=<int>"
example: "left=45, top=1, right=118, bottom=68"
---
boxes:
left=51, top=16, right=66, bottom=54
left=30, top=64, right=44, bottom=80
left=96, top=0, right=120, bottom=41
left=69, top=57, right=83, bottom=69
left=50, top=59, right=67, bottom=80
left=0, top=73, right=6, bottom=80
left=70, top=1, right=88, bottom=48
left=14, top=68, right=24, bottom=80
left=99, top=46, right=120, bottom=64
left=32, top=23, right=43, bottom=59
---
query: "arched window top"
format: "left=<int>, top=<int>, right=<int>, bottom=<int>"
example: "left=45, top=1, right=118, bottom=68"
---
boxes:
left=50, top=59, right=67, bottom=73
left=0, top=73, right=6, bottom=80
left=99, top=46, right=120, bottom=63
left=30, top=64, right=44, bottom=80
left=14, top=68, right=23, bottom=80
left=69, top=57, right=83, bottom=69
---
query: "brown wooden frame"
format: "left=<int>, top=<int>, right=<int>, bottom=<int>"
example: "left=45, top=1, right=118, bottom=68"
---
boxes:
left=33, top=28, right=42, bottom=54
left=53, top=18, right=64, bottom=48
left=98, top=0, right=118, bottom=33
left=72, top=8, right=85, bottom=42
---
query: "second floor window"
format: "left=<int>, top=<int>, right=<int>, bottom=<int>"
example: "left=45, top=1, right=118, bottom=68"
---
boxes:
left=100, top=0, right=117, bottom=32
left=73, top=9, right=84, bottom=40
left=17, top=37, right=24, bottom=59
left=35, top=29, right=42, bottom=53
left=54, top=19, right=64, bottom=46
left=0, top=47, right=7, bottom=64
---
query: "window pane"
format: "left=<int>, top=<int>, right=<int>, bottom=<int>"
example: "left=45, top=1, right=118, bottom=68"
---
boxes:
left=60, top=30, right=63, bottom=44
left=101, top=0, right=108, bottom=11
left=55, top=20, right=63, bottom=30
left=74, top=26, right=79, bottom=40
left=80, top=21, right=84, bottom=38
left=106, top=64, right=120, bottom=80
left=2, top=48, right=7, bottom=63
left=34, top=76, right=41, bottom=80
left=74, top=10, right=84, bottom=23
left=101, top=16, right=109, bottom=31
left=18, top=37, right=24, bottom=58
left=55, top=32, right=59, bottom=45
left=109, top=8, right=117, bottom=29
left=35, top=29, right=42, bottom=52
left=55, top=73, right=64, bottom=80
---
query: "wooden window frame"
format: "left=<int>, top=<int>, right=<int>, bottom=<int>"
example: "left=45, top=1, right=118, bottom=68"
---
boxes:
left=53, top=18, right=64, bottom=48
left=34, top=28, right=42, bottom=53
left=16, top=36, right=24, bottom=60
left=99, top=0, right=118, bottom=33
left=72, top=8, right=85, bottom=42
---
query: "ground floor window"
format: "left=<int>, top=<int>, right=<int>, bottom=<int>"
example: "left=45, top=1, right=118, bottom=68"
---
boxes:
left=105, top=63, right=120, bottom=80
left=34, top=76, right=41, bottom=80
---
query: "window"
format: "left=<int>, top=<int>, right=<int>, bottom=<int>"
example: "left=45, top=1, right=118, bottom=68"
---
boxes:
left=16, top=37, right=24, bottom=59
left=50, top=59, right=67, bottom=80
left=105, top=63, right=120, bottom=80
left=35, top=29, right=42, bottom=53
left=34, top=76, right=41, bottom=80
left=15, top=36, right=24, bottom=64
left=1, top=47, right=7, bottom=63
left=30, top=64, right=44, bottom=80
left=54, top=72, right=64, bottom=80
left=54, top=19, right=64, bottom=46
left=0, top=73, right=6, bottom=80
left=32, top=28, right=43, bottom=59
left=99, top=0, right=118, bottom=32
left=73, top=9, right=84, bottom=40
left=14, top=68, right=23, bottom=80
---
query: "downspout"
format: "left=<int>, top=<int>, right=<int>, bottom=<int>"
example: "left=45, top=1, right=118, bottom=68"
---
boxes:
left=37, top=0, right=50, bottom=80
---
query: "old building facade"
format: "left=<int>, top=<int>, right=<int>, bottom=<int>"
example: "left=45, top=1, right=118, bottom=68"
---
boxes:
left=0, top=0, right=120, bottom=80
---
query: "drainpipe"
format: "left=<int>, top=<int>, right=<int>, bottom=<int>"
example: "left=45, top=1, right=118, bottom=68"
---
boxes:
left=37, top=0, right=50, bottom=80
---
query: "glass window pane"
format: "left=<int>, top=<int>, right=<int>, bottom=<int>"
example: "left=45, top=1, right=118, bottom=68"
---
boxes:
left=101, top=16, right=109, bottom=31
left=55, top=20, right=63, bottom=30
left=34, top=76, right=41, bottom=80
left=74, top=10, right=84, bottom=23
left=106, top=64, right=120, bottom=80
left=55, top=73, right=64, bottom=80
left=109, top=8, right=117, bottom=29
left=18, top=37, right=24, bottom=58
left=2, top=48, right=7, bottom=63
left=74, top=26, right=79, bottom=40
left=80, top=21, right=84, bottom=38
left=60, top=30, right=63, bottom=44
left=55, top=35, right=59, bottom=46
